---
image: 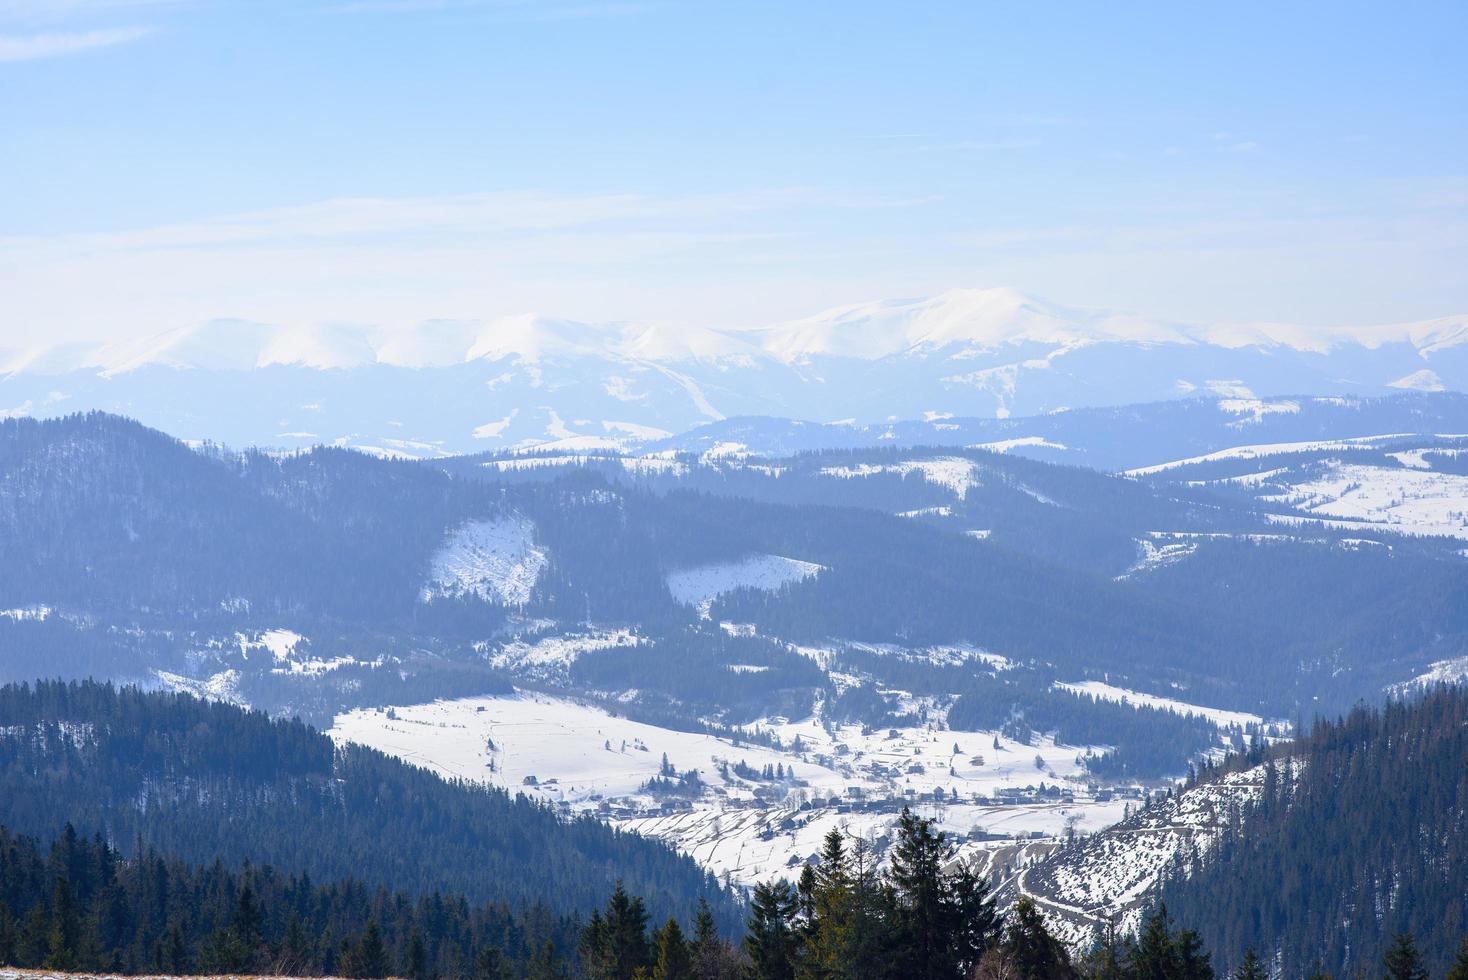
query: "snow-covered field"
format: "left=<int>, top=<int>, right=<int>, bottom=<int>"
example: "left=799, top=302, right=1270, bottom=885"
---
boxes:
left=1125, top=434, right=1409, bottom=476
left=0, top=605, right=51, bottom=622
left=1261, top=461, right=1468, bottom=539
left=666, top=554, right=824, bottom=615
left=1390, top=655, right=1468, bottom=693
left=330, top=689, right=1133, bottom=886
left=484, top=628, right=643, bottom=678
left=1054, top=680, right=1266, bottom=730
left=820, top=457, right=982, bottom=499
left=331, top=691, right=829, bottom=804
left=420, top=516, right=548, bottom=606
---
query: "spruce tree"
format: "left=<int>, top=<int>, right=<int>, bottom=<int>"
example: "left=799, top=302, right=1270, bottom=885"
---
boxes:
left=947, top=860, right=1002, bottom=975
left=1445, top=941, right=1468, bottom=980
left=804, top=829, right=855, bottom=980
left=1233, top=948, right=1266, bottom=980
left=584, top=882, right=652, bottom=980
left=652, top=918, right=695, bottom=980
left=356, top=918, right=389, bottom=979
left=1382, top=934, right=1428, bottom=980
left=43, top=878, right=79, bottom=972
left=691, top=896, right=742, bottom=980
left=1130, top=905, right=1181, bottom=980
left=475, top=943, right=510, bottom=980
left=744, top=881, right=800, bottom=980
left=1003, top=897, right=1071, bottom=980
left=527, top=939, right=564, bottom=980
left=888, top=808, right=957, bottom=979
left=405, top=929, right=429, bottom=980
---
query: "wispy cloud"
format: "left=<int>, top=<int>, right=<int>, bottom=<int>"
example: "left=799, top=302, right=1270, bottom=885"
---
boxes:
left=0, top=25, right=151, bottom=61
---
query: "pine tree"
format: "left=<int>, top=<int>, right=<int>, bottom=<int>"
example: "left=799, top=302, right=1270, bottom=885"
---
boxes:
left=583, top=882, right=652, bottom=980
left=1130, top=905, right=1181, bottom=980
left=356, top=918, right=389, bottom=979
left=1445, top=941, right=1468, bottom=980
left=652, top=918, right=695, bottom=980
left=1233, top=948, right=1266, bottom=980
left=475, top=943, right=510, bottom=980
left=43, top=878, right=79, bottom=972
left=803, top=829, right=855, bottom=980
left=1382, top=934, right=1428, bottom=980
left=744, top=881, right=800, bottom=980
left=405, top=928, right=429, bottom=980
left=889, top=808, right=958, bottom=979
left=691, top=896, right=742, bottom=980
left=947, top=860, right=1002, bottom=975
left=527, top=939, right=564, bottom=980
left=1003, top=897, right=1071, bottom=980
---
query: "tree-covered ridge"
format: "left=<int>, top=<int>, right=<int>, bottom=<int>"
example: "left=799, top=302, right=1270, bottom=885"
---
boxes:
left=0, top=681, right=735, bottom=931
left=0, top=822, right=576, bottom=978
left=1153, top=686, right=1468, bottom=978
left=579, top=810, right=1468, bottom=980
left=3, top=811, right=1466, bottom=979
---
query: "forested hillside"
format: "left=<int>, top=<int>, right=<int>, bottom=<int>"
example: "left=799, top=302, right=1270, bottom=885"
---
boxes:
left=0, top=822, right=579, bottom=978
left=1151, top=687, right=1468, bottom=976
left=0, top=681, right=735, bottom=931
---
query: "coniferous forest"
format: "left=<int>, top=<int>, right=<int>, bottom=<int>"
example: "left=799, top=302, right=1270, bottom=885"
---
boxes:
left=0, top=681, right=733, bottom=931
left=5, top=810, right=1467, bottom=980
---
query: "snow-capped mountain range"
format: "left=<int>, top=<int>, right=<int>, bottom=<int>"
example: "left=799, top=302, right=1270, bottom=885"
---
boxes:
left=3, top=287, right=1465, bottom=454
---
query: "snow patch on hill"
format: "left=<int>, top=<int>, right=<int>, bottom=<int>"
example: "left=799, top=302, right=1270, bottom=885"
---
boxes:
left=820, top=457, right=981, bottom=498
left=666, top=554, right=824, bottom=615
left=1125, top=434, right=1410, bottom=476
left=1054, top=681, right=1267, bottom=730
left=1261, top=461, right=1468, bottom=539
left=421, top=516, right=548, bottom=606
left=1014, top=762, right=1298, bottom=945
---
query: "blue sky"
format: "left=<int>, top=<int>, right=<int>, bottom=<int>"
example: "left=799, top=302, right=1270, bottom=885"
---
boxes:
left=2, top=0, right=1466, bottom=345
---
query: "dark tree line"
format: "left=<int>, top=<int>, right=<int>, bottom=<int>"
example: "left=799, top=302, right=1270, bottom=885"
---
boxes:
left=4, top=813, right=1467, bottom=979
left=0, top=681, right=738, bottom=932
left=0, top=822, right=574, bottom=978
left=1155, top=686, right=1468, bottom=977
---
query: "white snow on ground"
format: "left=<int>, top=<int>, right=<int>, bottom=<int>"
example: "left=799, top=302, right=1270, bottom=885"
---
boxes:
left=969, top=437, right=1068, bottom=453
left=1186, top=466, right=1290, bottom=487
left=420, top=516, right=548, bottom=606
left=1217, top=398, right=1300, bottom=424
left=153, top=669, right=247, bottom=706
left=237, top=628, right=302, bottom=662
left=331, top=690, right=1127, bottom=887
left=897, top=505, right=953, bottom=518
left=487, top=629, right=641, bottom=678
left=1054, top=681, right=1266, bottom=730
left=1124, top=434, right=1411, bottom=476
left=1018, top=763, right=1289, bottom=944
left=666, top=554, right=824, bottom=616
left=820, top=457, right=981, bottom=499
left=1389, top=655, right=1468, bottom=693
left=1261, top=461, right=1468, bottom=539
left=480, top=452, right=687, bottom=476
left=0, top=605, right=51, bottom=621
left=331, top=691, right=816, bottom=804
left=1116, top=536, right=1200, bottom=578
left=231, top=627, right=362, bottom=676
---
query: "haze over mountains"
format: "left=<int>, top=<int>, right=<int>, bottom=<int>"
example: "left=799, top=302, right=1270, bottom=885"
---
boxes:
left=4, top=287, right=1466, bottom=455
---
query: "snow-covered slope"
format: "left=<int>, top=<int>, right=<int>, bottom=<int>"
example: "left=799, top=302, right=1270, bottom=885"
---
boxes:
left=4, top=289, right=1466, bottom=455
left=666, top=554, right=824, bottom=616
left=420, top=516, right=547, bottom=606
left=1010, top=762, right=1292, bottom=945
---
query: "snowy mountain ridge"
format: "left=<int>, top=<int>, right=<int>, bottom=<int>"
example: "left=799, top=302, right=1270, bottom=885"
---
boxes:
left=3, top=288, right=1467, bottom=461
left=6, top=287, right=1467, bottom=376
